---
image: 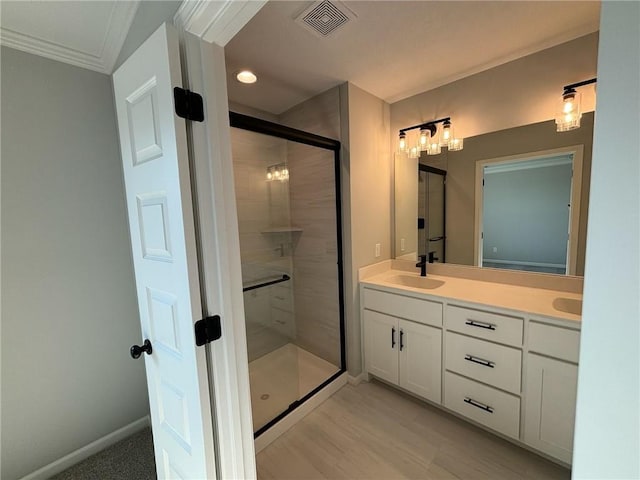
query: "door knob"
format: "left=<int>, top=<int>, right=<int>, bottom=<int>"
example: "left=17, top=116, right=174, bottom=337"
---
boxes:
left=130, top=339, right=152, bottom=359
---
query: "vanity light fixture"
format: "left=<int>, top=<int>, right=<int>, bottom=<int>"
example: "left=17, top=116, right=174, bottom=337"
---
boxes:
left=397, top=117, right=464, bottom=155
left=556, top=77, right=596, bottom=132
left=266, top=163, right=289, bottom=182
left=236, top=70, right=258, bottom=84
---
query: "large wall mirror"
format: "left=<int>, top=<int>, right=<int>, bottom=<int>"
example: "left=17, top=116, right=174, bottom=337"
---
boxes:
left=394, top=112, right=594, bottom=276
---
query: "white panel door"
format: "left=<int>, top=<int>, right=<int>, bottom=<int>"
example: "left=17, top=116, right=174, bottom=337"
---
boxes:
left=524, top=353, right=578, bottom=464
left=399, top=319, right=442, bottom=403
left=364, top=310, right=399, bottom=384
left=113, top=24, right=216, bottom=479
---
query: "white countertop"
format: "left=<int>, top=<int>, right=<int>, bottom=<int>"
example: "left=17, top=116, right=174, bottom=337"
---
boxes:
left=361, top=269, right=582, bottom=324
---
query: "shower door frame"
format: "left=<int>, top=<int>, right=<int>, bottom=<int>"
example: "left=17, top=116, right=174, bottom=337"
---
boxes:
left=229, top=111, right=347, bottom=438
left=419, top=163, right=447, bottom=263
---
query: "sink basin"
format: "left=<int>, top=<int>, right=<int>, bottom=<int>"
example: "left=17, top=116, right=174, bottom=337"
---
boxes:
left=386, top=274, right=445, bottom=290
left=553, top=297, right=582, bottom=316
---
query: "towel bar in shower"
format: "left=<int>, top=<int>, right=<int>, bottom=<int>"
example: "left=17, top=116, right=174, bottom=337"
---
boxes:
left=242, top=274, right=291, bottom=292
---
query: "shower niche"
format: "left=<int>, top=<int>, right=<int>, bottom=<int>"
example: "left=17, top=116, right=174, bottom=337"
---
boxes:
left=229, top=113, right=345, bottom=436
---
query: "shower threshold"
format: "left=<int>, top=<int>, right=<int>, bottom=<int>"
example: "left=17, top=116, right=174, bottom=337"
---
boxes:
left=249, top=343, right=339, bottom=432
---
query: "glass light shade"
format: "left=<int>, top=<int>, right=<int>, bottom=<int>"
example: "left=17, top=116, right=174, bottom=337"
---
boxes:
left=408, top=144, right=420, bottom=159
left=425, top=128, right=441, bottom=155
left=448, top=137, right=464, bottom=151
left=398, top=132, right=407, bottom=153
left=419, top=128, right=430, bottom=151
left=440, top=121, right=453, bottom=146
left=556, top=89, right=582, bottom=132
left=425, top=141, right=441, bottom=155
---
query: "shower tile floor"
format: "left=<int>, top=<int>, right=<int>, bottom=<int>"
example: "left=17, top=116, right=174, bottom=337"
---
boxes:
left=249, top=343, right=339, bottom=431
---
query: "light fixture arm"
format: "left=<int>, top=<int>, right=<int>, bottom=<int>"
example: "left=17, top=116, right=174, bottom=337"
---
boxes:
left=563, top=77, right=597, bottom=94
left=398, top=116, right=451, bottom=136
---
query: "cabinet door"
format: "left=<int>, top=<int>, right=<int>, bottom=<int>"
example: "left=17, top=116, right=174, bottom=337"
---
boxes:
left=364, top=310, right=399, bottom=385
left=524, top=354, right=578, bottom=464
left=399, top=319, right=442, bottom=403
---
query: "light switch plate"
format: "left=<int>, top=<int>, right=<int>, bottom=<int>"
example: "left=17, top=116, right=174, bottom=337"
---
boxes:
left=375, top=243, right=381, bottom=257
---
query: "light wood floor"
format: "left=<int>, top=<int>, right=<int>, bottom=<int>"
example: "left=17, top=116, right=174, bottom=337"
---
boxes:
left=256, top=380, right=570, bottom=480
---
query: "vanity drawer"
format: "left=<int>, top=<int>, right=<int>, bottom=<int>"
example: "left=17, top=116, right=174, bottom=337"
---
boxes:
left=445, top=332, right=522, bottom=394
left=363, top=288, right=442, bottom=327
left=446, top=305, right=523, bottom=346
left=528, top=321, right=580, bottom=363
left=444, top=371, right=520, bottom=439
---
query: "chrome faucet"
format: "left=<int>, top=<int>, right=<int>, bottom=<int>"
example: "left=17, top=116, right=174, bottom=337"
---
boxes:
left=416, top=254, right=427, bottom=277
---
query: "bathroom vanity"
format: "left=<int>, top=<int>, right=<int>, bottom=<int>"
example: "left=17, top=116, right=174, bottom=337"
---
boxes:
left=360, top=261, right=582, bottom=465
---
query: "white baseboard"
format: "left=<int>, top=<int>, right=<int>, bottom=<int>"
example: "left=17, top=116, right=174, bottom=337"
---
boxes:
left=347, top=372, right=366, bottom=385
left=20, top=416, right=150, bottom=480
left=254, top=372, right=347, bottom=453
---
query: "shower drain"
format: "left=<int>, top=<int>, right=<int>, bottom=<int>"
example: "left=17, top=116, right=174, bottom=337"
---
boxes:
left=260, top=394, right=270, bottom=400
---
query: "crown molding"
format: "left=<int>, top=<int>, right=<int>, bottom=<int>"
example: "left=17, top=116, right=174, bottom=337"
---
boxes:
left=0, top=1, right=139, bottom=74
left=174, top=0, right=266, bottom=46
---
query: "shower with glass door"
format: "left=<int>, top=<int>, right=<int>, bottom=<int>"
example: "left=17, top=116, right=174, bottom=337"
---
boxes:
left=418, top=164, right=446, bottom=264
left=228, top=112, right=345, bottom=437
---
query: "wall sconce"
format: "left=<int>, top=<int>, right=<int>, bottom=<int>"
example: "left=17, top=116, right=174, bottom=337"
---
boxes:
left=266, top=163, right=289, bottom=182
left=556, top=77, right=597, bottom=132
left=398, top=117, right=463, bottom=156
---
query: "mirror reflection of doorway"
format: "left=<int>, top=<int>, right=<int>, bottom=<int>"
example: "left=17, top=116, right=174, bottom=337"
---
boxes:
left=418, top=165, right=446, bottom=264
left=476, top=147, right=584, bottom=274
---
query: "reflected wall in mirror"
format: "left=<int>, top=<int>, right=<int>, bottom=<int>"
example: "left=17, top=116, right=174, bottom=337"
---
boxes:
left=394, top=112, right=594, bottom=276
left=475, top=146, right=583, bottom=275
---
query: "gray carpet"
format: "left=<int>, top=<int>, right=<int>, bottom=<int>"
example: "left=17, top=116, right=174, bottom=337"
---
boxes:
left=50, top=428, right=156, bottom=480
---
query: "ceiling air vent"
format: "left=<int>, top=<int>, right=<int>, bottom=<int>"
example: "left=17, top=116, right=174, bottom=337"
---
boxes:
left=295, top=0, right=357, bottom=38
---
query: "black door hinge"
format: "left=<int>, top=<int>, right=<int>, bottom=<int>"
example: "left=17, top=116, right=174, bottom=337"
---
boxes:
left=174, top=87, right=204, bottom=122
left=195, top=315, right=221, bottom=346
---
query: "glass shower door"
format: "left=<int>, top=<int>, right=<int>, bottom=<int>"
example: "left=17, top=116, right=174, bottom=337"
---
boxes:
left=231, top=126, right=300, bottom=433
left=418, top=166, right=446, bottom=263
left=230, top=123, right=343, bottom=436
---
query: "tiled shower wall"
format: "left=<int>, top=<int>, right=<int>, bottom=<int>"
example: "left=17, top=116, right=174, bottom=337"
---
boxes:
left=280, top=87, right=343, bottom=369
left=287, top=143, right=341, bottom=368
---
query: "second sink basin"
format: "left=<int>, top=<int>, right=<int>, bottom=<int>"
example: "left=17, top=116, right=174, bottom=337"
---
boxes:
left=553, top=297, right=582, bottom=316
left=387, top=274, right=445, bottom=290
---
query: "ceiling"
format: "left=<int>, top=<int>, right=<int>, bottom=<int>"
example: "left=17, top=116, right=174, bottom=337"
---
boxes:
left=225, top=1, right=600, bottom=115
left=0, top=1, right=139, bottom=73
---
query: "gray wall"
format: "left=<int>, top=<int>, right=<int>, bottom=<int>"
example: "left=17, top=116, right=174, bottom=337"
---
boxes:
left=483, top=162, right=572, bottom=266
left=1, top=47, right=148, bottom=479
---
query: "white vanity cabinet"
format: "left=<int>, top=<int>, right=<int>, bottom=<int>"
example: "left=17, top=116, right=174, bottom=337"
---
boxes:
left=362, top=288, right=443, bottom=404
left=359, top=273, right=582, bottom=465
left=524, top=321, right=580, bottom=464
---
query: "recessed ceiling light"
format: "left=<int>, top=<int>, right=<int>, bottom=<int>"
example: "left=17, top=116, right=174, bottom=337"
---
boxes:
left=236, top=70, right=257, bottom=84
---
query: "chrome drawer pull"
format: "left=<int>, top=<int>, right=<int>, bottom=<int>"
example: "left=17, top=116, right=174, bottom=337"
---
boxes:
left=465, top=319, right=496, bottom=330
left=464, top=397, right=494, bottom=413
left=464, top=354, right=495, bottom=368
